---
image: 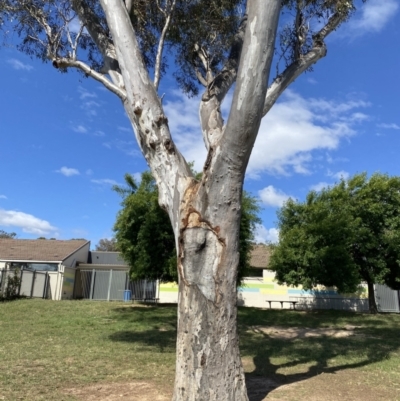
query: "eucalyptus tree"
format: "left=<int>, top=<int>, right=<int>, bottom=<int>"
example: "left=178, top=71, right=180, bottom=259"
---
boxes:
left=1, top=1, right=365, bottom=399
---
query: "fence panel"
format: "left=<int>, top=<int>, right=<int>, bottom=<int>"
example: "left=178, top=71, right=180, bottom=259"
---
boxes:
left=109, top=271, right=127, bottom=301
left=92, top=270, right=110, bottom=300
left=0, top=269, right=49, bottom=299
left=77, top=269, right=158, bottom=301
left=128, top=279, right=157, bottom=299
left=79, top=270, right=93, bottom=299
left=375, top=284, right=400, bottom=313
left=32, top=272, right=48, bottom=298
left=290, top=296, right=369, bottom=312
left=19, top=270, right=34, bottom=297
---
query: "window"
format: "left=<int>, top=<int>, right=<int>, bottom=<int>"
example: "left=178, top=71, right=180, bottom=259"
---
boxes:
left=10, top=262, right=58, bottom=272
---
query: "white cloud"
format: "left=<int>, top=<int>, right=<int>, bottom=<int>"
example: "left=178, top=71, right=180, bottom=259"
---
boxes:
left=329, top=170, right=350, bottom=181
left=72, top=125, right=88, bottom=134
left=7, top=58, right=33, bottom=71
left=259, top=186, right=291, bottom=207
left=118, top=126, right=131, bottom=133
left=161, top=90, right=368, bottom=178
left=0, top=195, right=7, bottom=199
left=91, top=178, right=120, bottom=186
left=94, top=130, right=105, bottom=137
left=310, top=182, right=330, bottom=192
left=56, top=167, right=80, bottom=177
left=348, top=0, right=398, bottom=35
left=377, top=123, right=400, bottom=130
left=163, top=92, right=207, bottom=172
left=78, top=86, right=97, bottom=100
left=247, top=90, right=368, bottom=177
left=81, top=100, right=100, bottom=117
left=254, top=224, right=279, bottom=244
left=0, top=209, right=57, bottom=236
left=310, top=170, right=349, bottom=191
left=86, top=169, right=93, bottom=176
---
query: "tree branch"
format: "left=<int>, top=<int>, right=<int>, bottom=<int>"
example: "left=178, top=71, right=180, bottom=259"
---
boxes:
left=125, top=0, right=133, bottom=15
left=52, top=58, right=127, bottom=100
left=71, top=0, right=123, bottom=88
left=262, top=10, right=348, bottom=116
left=199, top=15, right=247, bottom=151
left=154, top=0, right=177, bottom=91
left=214, top=1, right=280, bottom=177
left=99, top=0, right=193, bottom=231
left=203, top=15, right=247, bottom=103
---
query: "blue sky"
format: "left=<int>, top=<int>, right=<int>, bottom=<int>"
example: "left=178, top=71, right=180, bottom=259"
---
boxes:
left=0, top=0, right=399, bottom=248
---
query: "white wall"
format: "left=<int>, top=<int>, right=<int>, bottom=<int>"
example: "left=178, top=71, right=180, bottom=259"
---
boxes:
left=63, top=242, right=90, bottom=268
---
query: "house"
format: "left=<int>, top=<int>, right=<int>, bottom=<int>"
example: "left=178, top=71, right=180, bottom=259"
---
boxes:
left=0, top=239, right=90, bottom=300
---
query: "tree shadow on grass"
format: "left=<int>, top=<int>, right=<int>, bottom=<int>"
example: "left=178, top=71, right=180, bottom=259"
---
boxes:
left=109, top=328, right=177, bottom=353
left=108, top=306, right=400, bottom=400
left=242, top=324, right=400, bottom=401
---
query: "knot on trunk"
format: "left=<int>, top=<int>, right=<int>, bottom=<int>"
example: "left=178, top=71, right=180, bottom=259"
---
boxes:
left=179, top=210, right=224, bottom=303
left=155, top=114, right=168, bottom=127
left=163, top=138, right=175, bottom=153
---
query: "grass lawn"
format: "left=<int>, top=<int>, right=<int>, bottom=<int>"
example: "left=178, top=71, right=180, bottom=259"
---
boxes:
left=1, top=299, right=399, bottom=401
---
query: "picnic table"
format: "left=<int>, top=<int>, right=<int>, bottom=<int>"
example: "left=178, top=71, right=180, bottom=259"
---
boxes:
left=265, top=300, right=298, bottom=310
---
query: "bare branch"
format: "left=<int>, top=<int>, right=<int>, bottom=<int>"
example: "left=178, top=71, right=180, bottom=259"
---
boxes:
left=263, top=10, right=348, bottom=116
left=203, top=15, right=247, bottom=103
left=195, top=68, right=208, bottom=87
left=213, top=1, right=280, bottom=177
left=99, top=0, right=193, bottom=225
left=199, top=15, right=247, bottom=151
left=156, top=0, right=167, bottom=16
left=52, top=58, right=127, bottom=100
left=71, top=0, right=123, bottom=88
left=263, top=44, right=326, bottom=116
left=154, top=0, right=177, bottom=91
left=71, top=0, right=113, bottom=57
left=72, top=23, right=85, bottom=60
left=125, top=0, right=133, bottom=15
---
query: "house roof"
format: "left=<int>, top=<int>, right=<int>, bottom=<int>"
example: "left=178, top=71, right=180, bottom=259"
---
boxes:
left=250, top=244, right=271, bottom=269
left=0, top=239, right=90, bottom=262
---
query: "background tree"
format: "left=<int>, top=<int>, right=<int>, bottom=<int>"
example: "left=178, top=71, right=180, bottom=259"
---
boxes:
left=0, top=230, right=16, bottom=239
left=113, top=171, right=261, bottom=284
left=270, top=173, right=400, bottom=314
left=95, top=237, right=119, bottom=252
left=1, top=0, right=366, bottom=398
left=113, top=171, right=177, bottom=282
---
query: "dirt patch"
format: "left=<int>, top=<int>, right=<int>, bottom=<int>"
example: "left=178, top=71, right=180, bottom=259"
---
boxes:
left=64, top=371, right=399, bottom=401
left=64, top=381, right=171, bottom=401
left=249, top=325, right=361, bottom=339
left=266, top=369, right=399, bottom=401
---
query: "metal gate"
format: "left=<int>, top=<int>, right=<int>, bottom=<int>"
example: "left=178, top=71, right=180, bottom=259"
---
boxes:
left=375, top=284, right=400, bottom=313
left=78, top=269, right=158, bottom=301
left=0, top=269, right=50, bottom=299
